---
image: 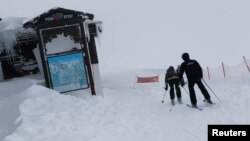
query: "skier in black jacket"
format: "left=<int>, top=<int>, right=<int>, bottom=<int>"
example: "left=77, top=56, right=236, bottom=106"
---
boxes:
left=179, top=53, right=212, bottom=107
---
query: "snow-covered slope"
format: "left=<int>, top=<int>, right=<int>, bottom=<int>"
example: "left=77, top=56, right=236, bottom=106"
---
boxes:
left=1, top=68, right=250, bottom=141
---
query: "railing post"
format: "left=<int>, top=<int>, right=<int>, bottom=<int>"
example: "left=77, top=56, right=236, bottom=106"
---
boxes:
left=207, top=66, right=210, bottom=80
left=222, top=62, right=226, bottom=78
left=243, top=56, right=250, bottom=72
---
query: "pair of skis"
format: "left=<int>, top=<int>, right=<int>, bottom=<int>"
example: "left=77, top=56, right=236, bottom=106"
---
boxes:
left=186, top=104, right=203, bottom=111
left=186, top=100, right=215, bottom=111
left=169, top=101, right=183, bottom=111
left=170, top=103, right=203, bottom=111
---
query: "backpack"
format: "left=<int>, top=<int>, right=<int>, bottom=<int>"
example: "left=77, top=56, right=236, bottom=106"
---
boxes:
left=166, top=66, right=176, bottom=77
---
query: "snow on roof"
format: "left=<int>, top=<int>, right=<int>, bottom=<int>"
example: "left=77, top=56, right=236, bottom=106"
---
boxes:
left=0, top=17, right=26, bottom=32
left=23, top=7, right=94, bottom=29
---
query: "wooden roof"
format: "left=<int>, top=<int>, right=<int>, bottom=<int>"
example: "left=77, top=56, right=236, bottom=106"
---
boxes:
left=23, top=7, right=94, bottom=28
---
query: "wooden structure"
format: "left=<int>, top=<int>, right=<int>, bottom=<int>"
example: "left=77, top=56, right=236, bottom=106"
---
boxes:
left=23, top=7, right=101, bottom=95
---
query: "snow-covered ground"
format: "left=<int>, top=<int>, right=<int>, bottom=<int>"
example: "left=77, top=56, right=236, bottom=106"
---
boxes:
left=1, top=67, right=250, bottom=141
left=1, top=1, right=250, bottom=140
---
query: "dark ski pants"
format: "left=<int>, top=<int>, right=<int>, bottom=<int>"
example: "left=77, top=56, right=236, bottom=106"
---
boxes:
left=169, top=79, right=181, bottom=100
left=188, top=79, right=210, bottom=105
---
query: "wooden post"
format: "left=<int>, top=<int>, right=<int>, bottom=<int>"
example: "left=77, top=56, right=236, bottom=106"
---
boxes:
left=133, top=75, right=137, bottom=88
left=222, top=62, right=226, bottom=78
left=0, top=61, right=3, bottom=81
left=80, top=22, right=96, bottom=95
left=207, top=66, right=210, bottom=80
left=37, top=28, right=51, bottom=88
left=243, top=56, right=250, bottom=72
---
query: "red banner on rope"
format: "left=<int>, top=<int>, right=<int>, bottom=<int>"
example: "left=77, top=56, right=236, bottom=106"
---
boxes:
left=136, top=75, right=159, bottom=83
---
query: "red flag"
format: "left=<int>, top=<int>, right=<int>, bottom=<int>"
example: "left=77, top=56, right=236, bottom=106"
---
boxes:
left=136, top=75, right=159, bottom=83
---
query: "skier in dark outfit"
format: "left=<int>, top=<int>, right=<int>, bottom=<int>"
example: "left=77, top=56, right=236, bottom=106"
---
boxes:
left=179, top=53, right=212, bottom=107
left=165, top=66, right=182, bottom=105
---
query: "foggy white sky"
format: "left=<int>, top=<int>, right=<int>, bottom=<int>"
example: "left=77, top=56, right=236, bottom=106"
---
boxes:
left=0, top=0, right=250, bottom=69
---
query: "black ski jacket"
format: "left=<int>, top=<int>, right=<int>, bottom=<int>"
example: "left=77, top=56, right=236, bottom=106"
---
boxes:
left=179, top=59, right=203, bottom=82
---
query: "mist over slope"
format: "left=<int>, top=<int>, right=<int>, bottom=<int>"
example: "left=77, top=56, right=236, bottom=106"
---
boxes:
left=1, top=0, right=250, bottom=68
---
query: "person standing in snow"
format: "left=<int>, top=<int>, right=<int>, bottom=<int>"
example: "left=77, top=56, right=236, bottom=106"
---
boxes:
left=165, top=66, right=182, bottom=105
left=179, top=52, right=213, bottom=107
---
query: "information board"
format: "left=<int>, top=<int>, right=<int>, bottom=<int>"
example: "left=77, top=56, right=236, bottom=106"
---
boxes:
left=48, top=53, right=88, bottom=92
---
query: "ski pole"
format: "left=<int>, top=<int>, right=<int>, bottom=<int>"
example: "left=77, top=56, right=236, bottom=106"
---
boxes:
left=182, top=86, right=189, bottom=95
left=202, top=78, right=223, bottom=103
left=162, top=88, right=167, bottom=103
left=169, top=104, right=173, bottom=111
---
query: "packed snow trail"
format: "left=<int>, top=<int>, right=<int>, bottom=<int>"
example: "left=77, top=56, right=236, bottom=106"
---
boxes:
left=1, top=68, right=250, bottom=141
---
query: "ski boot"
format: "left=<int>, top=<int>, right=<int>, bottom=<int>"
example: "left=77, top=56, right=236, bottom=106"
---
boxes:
left=177, top=97, right=183, bottom=104
left=191, top=104, right=197, bottom=108
left=205, top=99, right=213, bottom=104
left=171, top=99, right=175, bottom=106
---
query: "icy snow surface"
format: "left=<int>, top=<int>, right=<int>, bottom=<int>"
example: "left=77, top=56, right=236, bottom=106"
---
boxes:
left=0, top=68, right=250, bottom=141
